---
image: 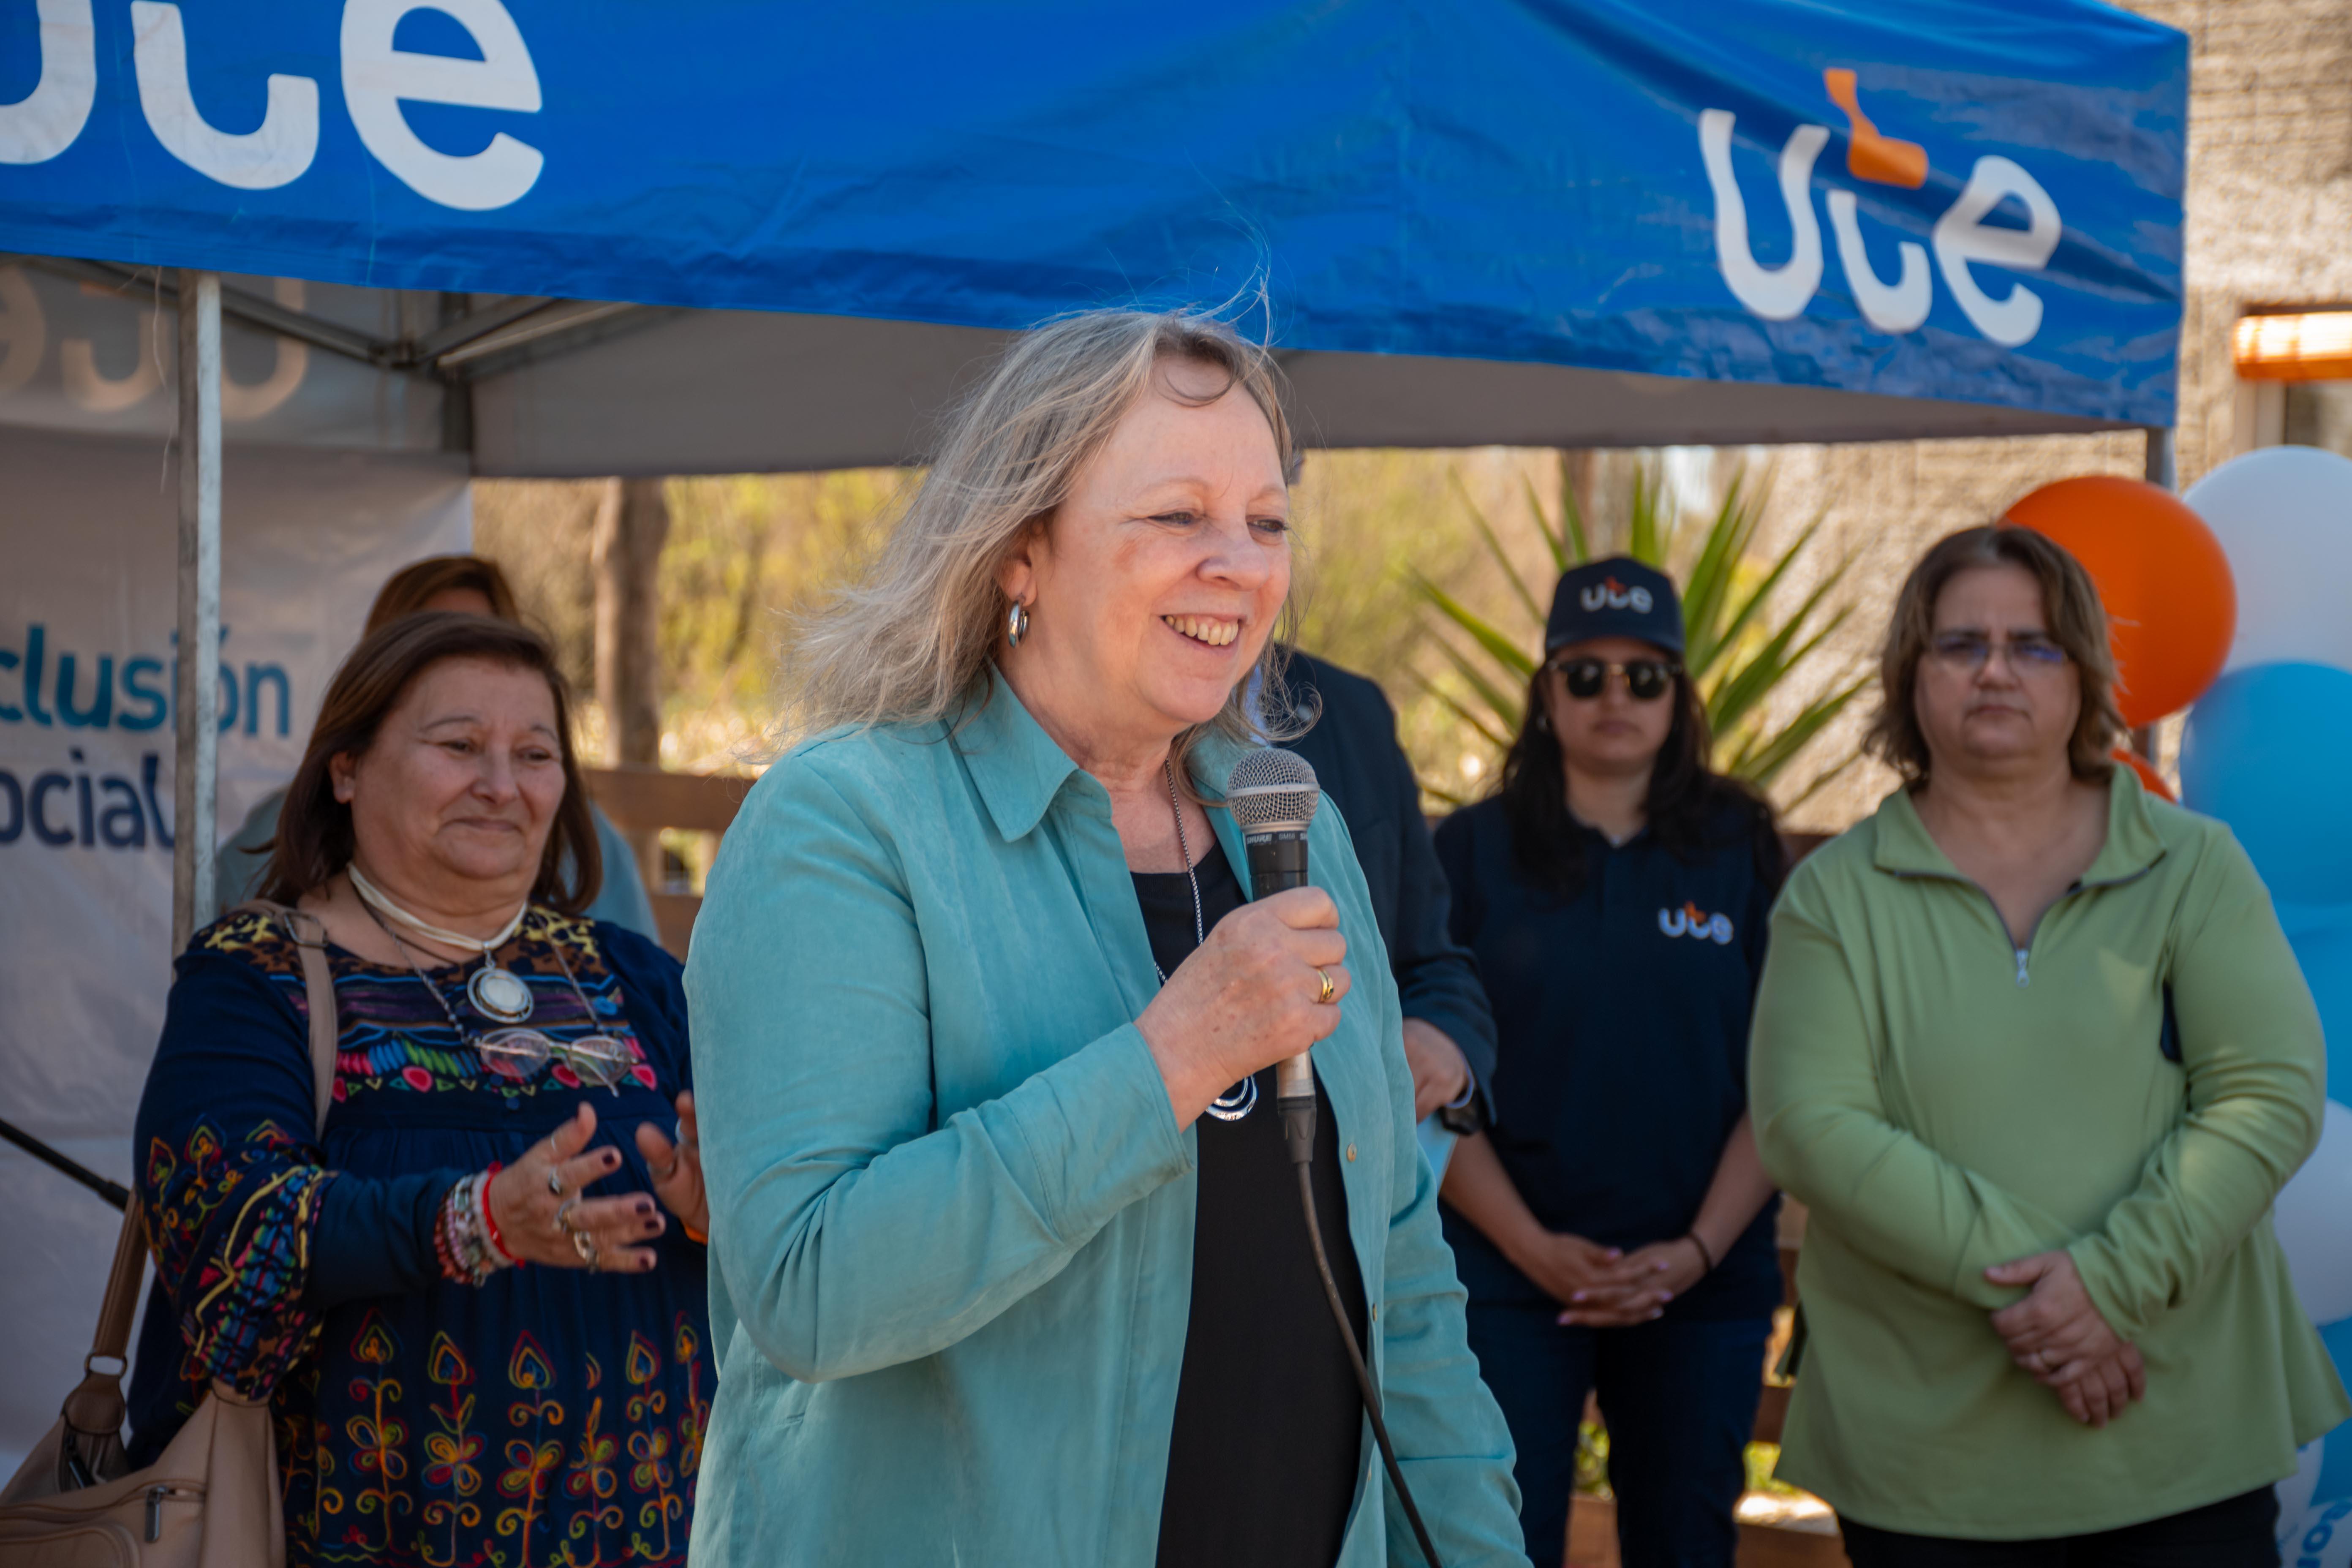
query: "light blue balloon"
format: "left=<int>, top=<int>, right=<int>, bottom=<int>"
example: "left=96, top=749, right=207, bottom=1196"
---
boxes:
left=2181, top=663, right=2352, bottom=909
left=2321, top=1320, right=2352, bottom=1504
left=2276, top=904, right=2352, bottom=1108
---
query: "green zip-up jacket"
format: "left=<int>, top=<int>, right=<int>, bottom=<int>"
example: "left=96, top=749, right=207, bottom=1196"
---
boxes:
left=1750, top=769, right=2349, bottom=1539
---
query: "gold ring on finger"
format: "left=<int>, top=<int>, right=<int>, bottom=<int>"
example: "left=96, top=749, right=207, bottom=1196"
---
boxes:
left=1315, top=967, right=1336, bottom=1005
left=572, top=1230, right=599, bottom=1267
left=554, top=1197, right=580, bottom=1236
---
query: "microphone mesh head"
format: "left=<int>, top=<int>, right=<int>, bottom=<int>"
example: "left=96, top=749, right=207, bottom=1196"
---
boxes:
left=1225, top=748, right=1321, bottom=832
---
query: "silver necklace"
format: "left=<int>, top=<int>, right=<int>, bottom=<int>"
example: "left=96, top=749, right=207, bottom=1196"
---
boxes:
left=348, top=863, right=536, bottom=1024
left=362, top=900, right=634, bottom=1095
left=1157, top=760, right=1256, bottom=1123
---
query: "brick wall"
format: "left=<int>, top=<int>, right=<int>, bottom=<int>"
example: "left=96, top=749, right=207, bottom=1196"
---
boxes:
left=1752, top=0, right=2352, bottom=831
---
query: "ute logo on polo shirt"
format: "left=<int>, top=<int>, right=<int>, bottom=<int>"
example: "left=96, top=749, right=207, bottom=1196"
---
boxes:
left=1580, top=576, right=1653, bottom=614
left=1658, top=901, right=1734, bottom=945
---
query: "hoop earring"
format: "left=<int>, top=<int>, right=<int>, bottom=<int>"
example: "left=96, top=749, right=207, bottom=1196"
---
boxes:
left=1006, top=600, right=1031, bottom=649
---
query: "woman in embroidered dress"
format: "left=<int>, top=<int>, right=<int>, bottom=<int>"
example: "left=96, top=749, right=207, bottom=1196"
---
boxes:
left=125, top=612, right=713, bottom=1568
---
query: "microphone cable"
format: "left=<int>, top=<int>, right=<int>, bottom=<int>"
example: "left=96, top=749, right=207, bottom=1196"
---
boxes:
left=1281, top=1098, right=1445, bottom=1568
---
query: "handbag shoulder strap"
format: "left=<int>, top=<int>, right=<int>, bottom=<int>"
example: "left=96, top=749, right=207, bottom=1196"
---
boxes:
left=234, top=898, right=339, bottom=1138
left=79, top=1200, right=150, bottom=1374
left=63, top=901, right=340, bottom=1445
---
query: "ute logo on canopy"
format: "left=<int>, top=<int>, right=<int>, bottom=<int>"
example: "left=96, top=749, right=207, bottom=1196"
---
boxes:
left=0, top=0, right=544, bottom=210
left=1700, top=71, right=2062, bottom=348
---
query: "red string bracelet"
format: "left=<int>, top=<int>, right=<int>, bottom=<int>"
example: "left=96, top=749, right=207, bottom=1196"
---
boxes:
left=479, top=1161, right=519, bottom=1264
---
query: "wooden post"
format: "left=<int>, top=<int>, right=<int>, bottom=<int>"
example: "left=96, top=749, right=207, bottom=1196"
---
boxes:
left=593, top=476, right=670, bottom=887
left=172, top=271, right=222, bottom=955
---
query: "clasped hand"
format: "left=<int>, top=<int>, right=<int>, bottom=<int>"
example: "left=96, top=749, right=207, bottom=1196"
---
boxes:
left=1985, top=1250, right=2144, bottom=1427
left=1518, top=1232, right=1710, bottom=1327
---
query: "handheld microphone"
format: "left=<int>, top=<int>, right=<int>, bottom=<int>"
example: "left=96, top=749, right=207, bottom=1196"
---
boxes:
left=1224, top=747, right=1321, bottom=1165
left=1224, top=745, right=1447, bottom=1568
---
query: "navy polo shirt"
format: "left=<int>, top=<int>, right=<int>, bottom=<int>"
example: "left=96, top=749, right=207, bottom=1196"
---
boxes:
left=1432, top=795, right=1782, bottom=1322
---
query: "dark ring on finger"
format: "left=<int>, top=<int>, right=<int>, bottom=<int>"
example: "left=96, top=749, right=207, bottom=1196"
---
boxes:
left=546, top=1167, right=565, bottom=1198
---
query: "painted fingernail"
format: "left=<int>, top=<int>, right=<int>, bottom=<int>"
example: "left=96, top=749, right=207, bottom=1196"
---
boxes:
left=1571, top=1292, right=1587, bottom=1303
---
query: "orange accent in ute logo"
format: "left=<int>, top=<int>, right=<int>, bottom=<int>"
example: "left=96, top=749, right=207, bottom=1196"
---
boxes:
left=1824, top=68, right=1928, bottom=189
left=1658, top=902, right=1735, bottom=945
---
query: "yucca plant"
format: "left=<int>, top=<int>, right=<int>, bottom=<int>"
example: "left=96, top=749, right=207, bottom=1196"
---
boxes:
left=1410, top=456, right=1868, bottom=808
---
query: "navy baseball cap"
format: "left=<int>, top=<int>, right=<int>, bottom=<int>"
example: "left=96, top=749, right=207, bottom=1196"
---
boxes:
left=1544, top=557, right=1686, bottom=658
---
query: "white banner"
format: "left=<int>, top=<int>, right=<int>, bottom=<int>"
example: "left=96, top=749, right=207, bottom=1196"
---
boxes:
left=0, top=425, right=470, bottom=1473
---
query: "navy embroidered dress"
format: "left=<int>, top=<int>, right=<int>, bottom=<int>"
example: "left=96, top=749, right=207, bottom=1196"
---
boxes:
left=125, top=906, right=709, bottom=1568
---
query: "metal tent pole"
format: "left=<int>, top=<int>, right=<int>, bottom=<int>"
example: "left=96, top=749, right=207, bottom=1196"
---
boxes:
left=2132, top=424, right=2177, bottom=764
left=171, top=272, right=222, bottom=955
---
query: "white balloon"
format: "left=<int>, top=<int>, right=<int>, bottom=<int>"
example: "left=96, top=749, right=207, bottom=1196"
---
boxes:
left=2185, top=446, right=2352, bottom=674
left=2278, top=1100, right=2352, bottom=1326
left=2284, top=1437, right=2327, bottom=1537
left=2281, top=1484, right=2352, bottom=1568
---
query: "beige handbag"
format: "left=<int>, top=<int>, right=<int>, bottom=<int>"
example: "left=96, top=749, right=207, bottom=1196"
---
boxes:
left=0, top=904, right=338, bottom=1568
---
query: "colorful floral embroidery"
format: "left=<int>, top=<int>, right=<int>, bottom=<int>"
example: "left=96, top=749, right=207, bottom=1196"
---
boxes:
left=420, top=1334, right=485, bottom=1568
left=146, top=906, right=702, bottom=1568
left=622, top=1334, right=682, bottom=1564
left=145, top=1116, right=332, bottom=1398
left=344, top=1313, right=412, bottom=1556
left=493, top=1333, right=568, bottom=1567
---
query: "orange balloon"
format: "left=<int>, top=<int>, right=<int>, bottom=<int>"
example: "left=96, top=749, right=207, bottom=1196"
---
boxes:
left=2006, top=476, right=2236, bottom=727
left=2113, top=746, right=2177, bottom=803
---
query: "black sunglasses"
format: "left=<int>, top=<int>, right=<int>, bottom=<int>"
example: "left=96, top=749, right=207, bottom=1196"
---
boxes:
left=1547, top=656, right=1681, bottom=702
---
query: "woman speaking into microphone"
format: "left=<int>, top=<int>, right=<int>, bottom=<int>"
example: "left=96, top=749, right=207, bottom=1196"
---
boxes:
left=684, top=310, right=1522, bottom=1567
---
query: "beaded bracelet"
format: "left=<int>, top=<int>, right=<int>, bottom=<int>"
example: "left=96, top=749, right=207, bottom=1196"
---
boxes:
left=478, top=1162, right=516, bottom=1264
left=434, top=1169, right=520, bottom=1286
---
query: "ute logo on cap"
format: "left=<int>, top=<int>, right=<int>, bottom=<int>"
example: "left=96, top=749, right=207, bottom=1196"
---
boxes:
left=1659, top=902, right=1734, bottom=945
left=1581, top=577, right=1654, bottom=614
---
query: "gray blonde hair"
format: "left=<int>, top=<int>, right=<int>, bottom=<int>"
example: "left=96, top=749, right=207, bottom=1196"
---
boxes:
left=783, top=308, right=1305, bottom=768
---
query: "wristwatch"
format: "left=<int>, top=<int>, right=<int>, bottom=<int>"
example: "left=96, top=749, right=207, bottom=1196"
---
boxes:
left=1435, top=1078, right=1487, bottom=1136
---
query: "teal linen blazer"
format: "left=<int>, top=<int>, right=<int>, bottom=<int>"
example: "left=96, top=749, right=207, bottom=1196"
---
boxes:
left=683, top=673, right=1524, bottom=1566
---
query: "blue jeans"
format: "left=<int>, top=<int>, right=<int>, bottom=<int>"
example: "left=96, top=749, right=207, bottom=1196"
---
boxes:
left=1464, top=1305, right=1770, bottom=1568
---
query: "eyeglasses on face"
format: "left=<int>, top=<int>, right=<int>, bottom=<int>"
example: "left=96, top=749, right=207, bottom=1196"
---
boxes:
left=1927, top=632, right=2070, bottom=672
left=1547, top=657, right=1681, bottom=702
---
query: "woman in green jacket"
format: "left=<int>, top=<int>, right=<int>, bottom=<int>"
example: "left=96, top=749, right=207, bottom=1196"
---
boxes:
left=1750, top=525, right=2348, bottom=1565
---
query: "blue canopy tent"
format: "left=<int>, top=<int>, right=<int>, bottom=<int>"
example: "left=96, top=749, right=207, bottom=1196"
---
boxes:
left=0, top=0, right=2190, bottom=1470
left=0, top=0, right=2186, bottom=913
left=2, top=0, right=2185, bottom=472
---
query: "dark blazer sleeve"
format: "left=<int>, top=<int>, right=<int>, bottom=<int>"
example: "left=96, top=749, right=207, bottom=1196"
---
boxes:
left=1289, top=651, right=1497, bottom=1113
left=1378, top=719, right=1498, bottom=1104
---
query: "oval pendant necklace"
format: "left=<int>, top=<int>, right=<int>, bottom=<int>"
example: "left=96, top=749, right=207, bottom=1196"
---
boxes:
left=348, top=863, right=536, bottom=1024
